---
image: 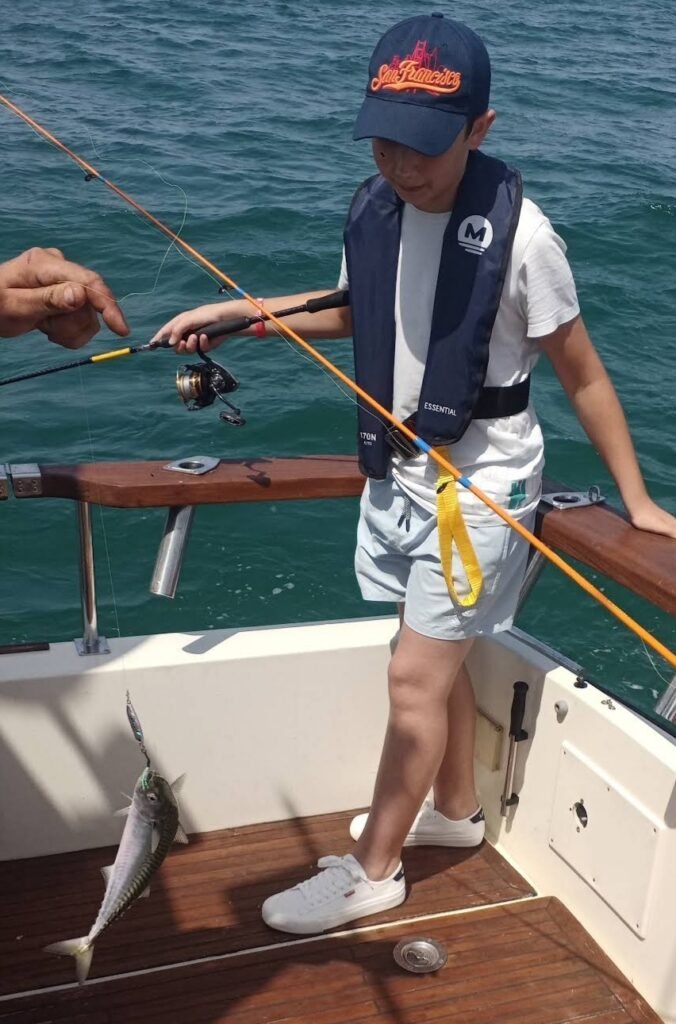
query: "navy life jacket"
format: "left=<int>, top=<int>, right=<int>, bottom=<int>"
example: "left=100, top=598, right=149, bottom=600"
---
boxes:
left=344, top=149, right=524, bottom=479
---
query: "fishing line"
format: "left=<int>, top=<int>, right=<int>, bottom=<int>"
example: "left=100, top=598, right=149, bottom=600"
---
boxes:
left=2, top=93, right=674, bottom=670
left=86, top=127, right=227, bottom=297
left=4, top=96, right=162, bottom=763
left=80, top=149, right=196, bottom=309
left=2, top=92, right=205, bottom=316
left=641, top=638, right=673, bottom=688
left=115, top=161, right=189, bottom=308
left=75, top=360, right=123, bottom=642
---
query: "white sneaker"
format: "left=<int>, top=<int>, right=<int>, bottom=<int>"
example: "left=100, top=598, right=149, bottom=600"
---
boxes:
left=261, top=854, right=406, bottom=935
left=349, top=803, right=485, bottom=848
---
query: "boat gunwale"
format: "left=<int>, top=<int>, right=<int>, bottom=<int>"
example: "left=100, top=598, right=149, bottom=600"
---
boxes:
left=3, top=456, right=675, bottom=618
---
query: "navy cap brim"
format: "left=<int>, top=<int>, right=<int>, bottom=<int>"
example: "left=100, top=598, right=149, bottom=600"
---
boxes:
left=353, top=95, right=468, bottom=157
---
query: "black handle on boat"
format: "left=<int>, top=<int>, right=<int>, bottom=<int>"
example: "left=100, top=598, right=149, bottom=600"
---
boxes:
left=198, top=289, right=350, bottom=343
left=509, top=681, right=529, bottom=741
left=500, top=680, right=530, bottom=815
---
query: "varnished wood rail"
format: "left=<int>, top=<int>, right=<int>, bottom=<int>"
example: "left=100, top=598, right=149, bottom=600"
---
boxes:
left=4, top=456, right=675, bottom=616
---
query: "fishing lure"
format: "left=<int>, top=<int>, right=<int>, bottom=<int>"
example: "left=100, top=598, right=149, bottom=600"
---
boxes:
left=125, top=690, right=151, bottom=767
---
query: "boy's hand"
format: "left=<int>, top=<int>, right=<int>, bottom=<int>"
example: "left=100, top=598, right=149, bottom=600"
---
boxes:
left=0, top=247, right=129, bottom=347
left=627, top=499, right=676, bottom=540
left=152, top=301, right=249, bottom=354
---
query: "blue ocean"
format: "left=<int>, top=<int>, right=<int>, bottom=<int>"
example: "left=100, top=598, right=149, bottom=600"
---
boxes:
left=0, top=0, right=674, bottom=714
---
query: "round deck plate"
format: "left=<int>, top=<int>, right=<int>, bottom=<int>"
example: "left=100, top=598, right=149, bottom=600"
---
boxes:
left=393, top=937, right=448, bottom=974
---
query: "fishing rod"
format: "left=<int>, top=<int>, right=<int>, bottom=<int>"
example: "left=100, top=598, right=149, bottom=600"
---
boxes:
left=198, top=289, right=349, bottom=342
left=0, top=289, right=349, bottom=425
left=0, top=289, right=349, bottom=388
left=0, top=338, right=170, bottom=388
left=2, top=93, right=674, bottom=669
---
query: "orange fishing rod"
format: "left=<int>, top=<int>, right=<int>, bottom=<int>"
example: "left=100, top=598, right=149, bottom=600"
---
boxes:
left=2, top=93, right=674, bottom=669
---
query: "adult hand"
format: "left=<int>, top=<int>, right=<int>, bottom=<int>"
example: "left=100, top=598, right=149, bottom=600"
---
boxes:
left=0, top=247, right=129, bottom=348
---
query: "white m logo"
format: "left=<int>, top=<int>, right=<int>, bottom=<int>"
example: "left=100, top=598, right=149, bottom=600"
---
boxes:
left=458, top=216, right=494, bottom=256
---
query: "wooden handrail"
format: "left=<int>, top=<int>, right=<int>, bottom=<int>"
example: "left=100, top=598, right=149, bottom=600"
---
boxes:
left=30, top=456, right=365, bottom=507
left=6, top=456, right=675, bottom=616
left=537, top=494, right=676, bottom=618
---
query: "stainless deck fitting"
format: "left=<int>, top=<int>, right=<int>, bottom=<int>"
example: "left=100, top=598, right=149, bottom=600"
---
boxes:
left=75, top=501, right=109, bottom=656
left=163, top=456, right=220, bottom=476
left=540, top=486, right=604, bottom=510
left=150, top=505, right=195, bottom=599
left=7, top=463, right=43, bottom=498
left=393, top=938, right=448, bottom=974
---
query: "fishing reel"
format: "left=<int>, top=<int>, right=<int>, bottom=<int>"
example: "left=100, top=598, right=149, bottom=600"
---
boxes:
left=175, top=344, right=245, bottom=426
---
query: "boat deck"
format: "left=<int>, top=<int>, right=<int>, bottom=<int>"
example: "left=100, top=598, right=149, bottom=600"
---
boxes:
left=0, top=810, right=661, bottom=1023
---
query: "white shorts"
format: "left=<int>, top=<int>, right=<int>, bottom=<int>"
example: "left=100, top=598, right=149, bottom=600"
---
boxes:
left=355, top=475, right=536, bottom=641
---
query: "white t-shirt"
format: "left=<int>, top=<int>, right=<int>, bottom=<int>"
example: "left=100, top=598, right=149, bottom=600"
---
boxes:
left=338, top=196, right=580, bottom=524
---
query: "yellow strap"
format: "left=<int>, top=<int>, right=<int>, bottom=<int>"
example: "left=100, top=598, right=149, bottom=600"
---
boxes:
left=436, top=464, right=483, bottom=608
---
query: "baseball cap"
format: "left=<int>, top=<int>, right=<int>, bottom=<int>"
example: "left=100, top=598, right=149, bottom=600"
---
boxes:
left=353, top=13, right=491, bottom=157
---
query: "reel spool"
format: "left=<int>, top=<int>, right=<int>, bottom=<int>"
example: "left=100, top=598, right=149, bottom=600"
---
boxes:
left=175, top=347, right=245, bottom=426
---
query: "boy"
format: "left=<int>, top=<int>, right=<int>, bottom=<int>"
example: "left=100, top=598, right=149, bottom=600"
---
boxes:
left=155, top=14, right=676, bottom=935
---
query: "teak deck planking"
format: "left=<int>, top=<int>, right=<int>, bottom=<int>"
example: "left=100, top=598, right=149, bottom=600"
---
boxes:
left=0, top=810, right=661, bottom=1023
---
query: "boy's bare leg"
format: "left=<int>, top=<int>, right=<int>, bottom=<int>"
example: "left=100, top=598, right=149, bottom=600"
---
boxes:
left=433, top=661, right=480, bottom=820
left=353, top=620, right=474, bottom=881
left=391, top=605, right=479, bottom=819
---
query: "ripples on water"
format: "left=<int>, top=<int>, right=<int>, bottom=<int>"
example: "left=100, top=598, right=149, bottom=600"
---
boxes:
left=0, top=0, right=674, bottom=711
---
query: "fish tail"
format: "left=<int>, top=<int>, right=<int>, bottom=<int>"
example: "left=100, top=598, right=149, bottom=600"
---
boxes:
left=44, top=937, right=94, bottom=984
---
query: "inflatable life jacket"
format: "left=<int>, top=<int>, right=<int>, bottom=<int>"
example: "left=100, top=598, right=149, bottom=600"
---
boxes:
left=344, top=149, right=525, bottom=479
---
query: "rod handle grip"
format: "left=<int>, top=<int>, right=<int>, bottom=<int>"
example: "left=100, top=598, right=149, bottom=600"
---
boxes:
left=305, top=289, right=350, bottom=313
left=201, top=315, right=253, bottom=340
left=191, top=289, right=350, bottom=343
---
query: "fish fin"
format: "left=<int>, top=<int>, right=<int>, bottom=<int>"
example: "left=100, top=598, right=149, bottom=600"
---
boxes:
left=171, top=773, right=187, bottom=795
left=44, top=937, right=94, bottom=985
left=151, top=828, right=160, bottom=853
left=170, top=775, right=188, bottom=842
left=113, top=805, right=130, bottom=818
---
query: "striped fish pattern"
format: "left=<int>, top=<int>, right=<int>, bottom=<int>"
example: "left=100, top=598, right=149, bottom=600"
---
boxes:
left=44, top=767, right=186, bottom=984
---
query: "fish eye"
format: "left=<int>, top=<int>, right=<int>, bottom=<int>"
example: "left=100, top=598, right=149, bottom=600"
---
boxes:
left=147, top=793, right=158, bottom=802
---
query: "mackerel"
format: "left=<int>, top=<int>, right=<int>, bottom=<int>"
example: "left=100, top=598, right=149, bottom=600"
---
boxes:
left=45, top=767, right=186, bottom=984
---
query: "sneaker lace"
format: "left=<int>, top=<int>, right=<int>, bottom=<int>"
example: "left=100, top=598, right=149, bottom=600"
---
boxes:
left=294, top=856, right=366, bottom=906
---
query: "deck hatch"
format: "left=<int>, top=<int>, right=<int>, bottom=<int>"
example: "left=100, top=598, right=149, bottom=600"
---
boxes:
left=548, top=742, right=662, bottom=937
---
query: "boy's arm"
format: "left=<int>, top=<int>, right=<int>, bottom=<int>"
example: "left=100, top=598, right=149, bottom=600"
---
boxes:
left=540, top=315, right=676, bottom=539
left=154, top=290, right=352, bottom=354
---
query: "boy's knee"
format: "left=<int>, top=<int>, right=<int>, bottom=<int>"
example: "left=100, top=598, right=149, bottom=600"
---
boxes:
left=387, top=655, right=434, bottom=710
